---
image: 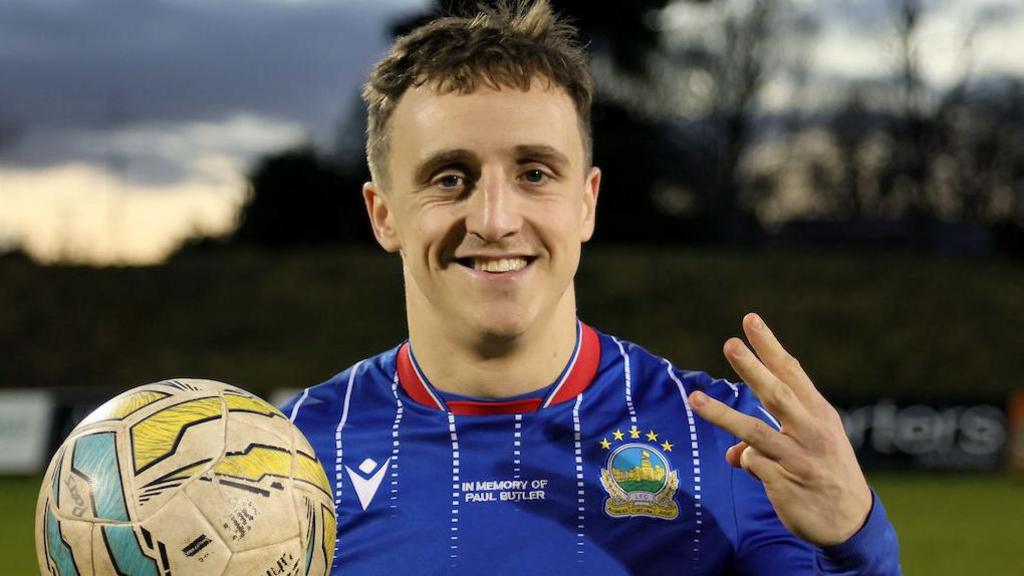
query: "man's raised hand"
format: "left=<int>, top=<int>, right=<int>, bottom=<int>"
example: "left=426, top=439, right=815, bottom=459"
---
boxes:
left=688, top=313, right=873, bottom=547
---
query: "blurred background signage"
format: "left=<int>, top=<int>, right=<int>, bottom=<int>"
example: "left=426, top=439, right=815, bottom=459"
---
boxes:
left=0, top=391, right=52, bottom=474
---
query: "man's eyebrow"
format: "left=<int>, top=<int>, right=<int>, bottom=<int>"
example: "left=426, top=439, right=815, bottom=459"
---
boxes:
left=413, top=149, right=477, bottom=184
left=514, top=145, right=570, bottom=167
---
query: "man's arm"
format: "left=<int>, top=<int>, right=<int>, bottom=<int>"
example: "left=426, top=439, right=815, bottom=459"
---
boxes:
left=690, top=313, right=901, bottom=574
left=731, top=463, right=900, bottom=574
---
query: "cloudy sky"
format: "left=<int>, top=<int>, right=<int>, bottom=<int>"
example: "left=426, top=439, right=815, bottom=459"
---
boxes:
left=0, top=0, right=427, bottom=264
left=2, top=0, right=1022, bottom=264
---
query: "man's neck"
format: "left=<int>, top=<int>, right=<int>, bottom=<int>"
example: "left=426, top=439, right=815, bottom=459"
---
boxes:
left=406, top=294, right=579, bottom=400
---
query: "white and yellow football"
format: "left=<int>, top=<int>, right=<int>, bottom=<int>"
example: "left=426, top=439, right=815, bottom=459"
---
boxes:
left=35, top=379, right=335, bottom=575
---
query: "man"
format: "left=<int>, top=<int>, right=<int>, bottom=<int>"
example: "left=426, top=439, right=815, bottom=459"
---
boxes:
left=282, top=1, right=901, bottom=574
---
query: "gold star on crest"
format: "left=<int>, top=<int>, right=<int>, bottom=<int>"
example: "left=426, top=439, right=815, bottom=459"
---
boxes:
left=600, top=438, right=611, bottom=450
left=646, top=430, right=659, bottom=442
left=629, top=425, right=641, bottom=439
left=661, top=440, right=674, bottom=452
left=613, top=429, right=624, bottom=441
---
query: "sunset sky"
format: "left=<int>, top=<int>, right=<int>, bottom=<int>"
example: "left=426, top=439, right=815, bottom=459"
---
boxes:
left=2, top=0, right=1022, bottom=264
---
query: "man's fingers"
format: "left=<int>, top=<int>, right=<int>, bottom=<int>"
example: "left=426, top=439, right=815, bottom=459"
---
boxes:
left=738, top=445, right=786, bottom=484
left=725, top=442, right=786, bottom=485
left=725, top=441, right=748, bottom=467
left=723, top=337, right=809, bottom=431
left=742, top=313, right=820, bottom=405
left=689, top=391, right=792, bottom=461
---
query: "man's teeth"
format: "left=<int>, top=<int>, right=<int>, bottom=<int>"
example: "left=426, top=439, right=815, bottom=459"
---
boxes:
left=472, top=258, right=528, bottom=273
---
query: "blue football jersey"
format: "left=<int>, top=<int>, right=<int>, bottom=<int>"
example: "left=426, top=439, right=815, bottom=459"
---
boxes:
left=282, top=321, right=901, bottom=575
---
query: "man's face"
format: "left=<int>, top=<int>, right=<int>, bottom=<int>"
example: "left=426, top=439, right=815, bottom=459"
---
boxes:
left=364, top=81, right=600, bottom=340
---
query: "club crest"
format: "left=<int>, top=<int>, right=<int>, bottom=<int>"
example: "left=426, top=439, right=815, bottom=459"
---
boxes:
left=598, top=426, right=679, bottom=520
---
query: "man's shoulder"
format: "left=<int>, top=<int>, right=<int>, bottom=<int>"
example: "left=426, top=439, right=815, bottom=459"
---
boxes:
left=280, top=344, right=402, bottom=420
left=595, top=329, right=746, bottom=407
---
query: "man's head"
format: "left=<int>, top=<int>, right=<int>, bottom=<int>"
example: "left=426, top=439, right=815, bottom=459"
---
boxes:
left=362, top=0, right=593, bottom=189
left=360, top=0, right=601, bottom=344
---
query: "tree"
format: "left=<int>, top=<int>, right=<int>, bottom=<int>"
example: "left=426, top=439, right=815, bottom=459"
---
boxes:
left=232, top=146, right=374, bottom=247
left=641, top=0, right=786, bottom=240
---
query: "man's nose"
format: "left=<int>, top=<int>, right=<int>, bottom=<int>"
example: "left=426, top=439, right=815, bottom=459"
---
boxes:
left=465, top=171, right=522, bottom=242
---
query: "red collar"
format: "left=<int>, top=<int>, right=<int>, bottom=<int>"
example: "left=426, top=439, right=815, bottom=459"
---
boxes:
left=396, top=322, right=601, bottom=415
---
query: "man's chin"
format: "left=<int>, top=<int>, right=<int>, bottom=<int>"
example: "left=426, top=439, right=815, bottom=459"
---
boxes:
left=465, top=308, right=535, bottom=344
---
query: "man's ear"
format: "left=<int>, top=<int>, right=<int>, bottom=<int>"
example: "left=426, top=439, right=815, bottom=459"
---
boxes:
left=579, top=166, right=601, bottom=243
left=363, top=181, right=401, bottom=253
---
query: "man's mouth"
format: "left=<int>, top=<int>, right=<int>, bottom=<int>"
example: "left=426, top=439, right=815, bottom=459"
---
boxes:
left=455, top=256, right=535, bottom=274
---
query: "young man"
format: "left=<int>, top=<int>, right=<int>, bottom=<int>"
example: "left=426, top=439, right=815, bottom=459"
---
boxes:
left=282, top=2, right=901, bottom=573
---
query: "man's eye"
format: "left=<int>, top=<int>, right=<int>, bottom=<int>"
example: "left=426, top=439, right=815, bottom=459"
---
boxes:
left=522, top=169, right=547, bottom=184
left=437, top=174, right=464, bottom=189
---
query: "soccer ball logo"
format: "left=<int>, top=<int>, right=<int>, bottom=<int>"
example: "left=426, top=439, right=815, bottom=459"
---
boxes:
left=35, top=379, right=336, bottom=575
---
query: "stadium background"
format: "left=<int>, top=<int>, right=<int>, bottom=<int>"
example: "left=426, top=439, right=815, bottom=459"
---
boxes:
left=2, top=0, right=1022, bottom=574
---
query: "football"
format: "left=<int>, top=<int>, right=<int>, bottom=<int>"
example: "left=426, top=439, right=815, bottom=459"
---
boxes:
left=35, top=379, right=336, bottom=575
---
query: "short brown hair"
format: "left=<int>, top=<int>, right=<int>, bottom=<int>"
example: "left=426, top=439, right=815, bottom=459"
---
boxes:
left=362, top=0, right=593, bottom=187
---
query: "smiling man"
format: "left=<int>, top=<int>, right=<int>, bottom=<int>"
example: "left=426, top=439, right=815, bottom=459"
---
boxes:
left=368, top=78, right=598, bottom=402
left=282, top=2, right=901, bottom=574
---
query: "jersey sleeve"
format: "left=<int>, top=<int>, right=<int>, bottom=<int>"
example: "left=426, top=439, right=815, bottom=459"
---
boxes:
left=703, top=377, right=902, bottom=575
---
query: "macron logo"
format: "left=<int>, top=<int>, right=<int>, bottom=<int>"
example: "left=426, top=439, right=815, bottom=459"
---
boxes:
left=346, top=457, right=391, bottom=511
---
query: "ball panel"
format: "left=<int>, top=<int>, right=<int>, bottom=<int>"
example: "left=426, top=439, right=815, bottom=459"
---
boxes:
left=41, top=505, right=90, bottom=576
left=184, top=469, right=299, bottom=554
left=47, top=427, right=124, bottom=523
left=291, top=487, right=336, bottom=576
left=217, top=445, right=290, bottom=478
left=98, top=525, right=160, bottom=576
left=141, top=492, right=232, bottom=574
left=70, top=432, right=130, bottom=522
left=130, top=395, right=227, bottom=517
left=90, top=525, right=119, bottom=576
left=293, top=449, right=332, bottom=500
left=319, top=501, right=337, bottom=575
left=218, top=416, right=298, bottom=489
left=221, top=406, right=294, bottom=447
left=135, top=459, right=212, bottom=517
left=288, top=422, right=336, bottom=575
left=223, top=389, right=287, bottom=420
left=224, top=538, right=303, bottom=576
left=288, top=424, right=332, bottom=500
left=297, top=492, right=316, bottom=574
left=47, top=446, right=65, bottom=508
left=78, top=389, right=172, bottom=427
left=130, top=396, right=225, bottom=475
left=172, top=378, right=237, bottom=394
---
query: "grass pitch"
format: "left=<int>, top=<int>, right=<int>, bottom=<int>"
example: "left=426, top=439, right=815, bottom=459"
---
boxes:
left=871, top=472, right=1023, bottom=575
left=9, top=472, right=1021, bottom=574
left=3, top=476, right=40, bottom=575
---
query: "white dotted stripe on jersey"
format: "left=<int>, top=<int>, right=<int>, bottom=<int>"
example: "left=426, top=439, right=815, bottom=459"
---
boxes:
left=572, top=393, right=586, bottom=560
left=389, top=371, right=404, bottom=512
left=288, top=388, right=310, bottom=422
left=448, top=412, right=461, bottom=566
left=664, top=360, right=703, bottom=562
left=333, top=360, right=363, bottom=569
left=513, top=414, right=523, bottom=480
left=611, top=336, right=637, bottom=427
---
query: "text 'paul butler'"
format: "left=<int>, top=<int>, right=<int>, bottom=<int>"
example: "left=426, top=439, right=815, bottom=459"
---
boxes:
left=462, top=479, right=549, bottom=503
